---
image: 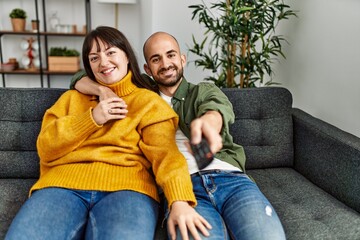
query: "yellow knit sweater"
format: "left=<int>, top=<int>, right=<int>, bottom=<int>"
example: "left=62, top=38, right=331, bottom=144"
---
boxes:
left=32, top=71, right=196, bottom=207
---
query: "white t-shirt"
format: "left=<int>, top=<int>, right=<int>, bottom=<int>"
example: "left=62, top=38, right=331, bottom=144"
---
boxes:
left=160, top=92, right=241, bottom=175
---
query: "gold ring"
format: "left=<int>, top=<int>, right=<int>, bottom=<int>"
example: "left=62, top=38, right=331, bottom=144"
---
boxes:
left=108, top=109, right=112, bottom=114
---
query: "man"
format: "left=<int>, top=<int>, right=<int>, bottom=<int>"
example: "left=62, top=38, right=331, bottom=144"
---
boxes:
left=71, top=32, right=286, bottom=240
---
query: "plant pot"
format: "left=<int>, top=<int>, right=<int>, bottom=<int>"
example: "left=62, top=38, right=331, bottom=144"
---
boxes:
left=11, top=18, right=26, bottom=32
left=31, top=19, right=39, bottom=32
left=48, top=56, right=80, bottom=72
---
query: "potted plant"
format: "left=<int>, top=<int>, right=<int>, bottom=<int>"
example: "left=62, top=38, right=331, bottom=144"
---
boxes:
left=48, top=47, right=80, bottom=72
left=188, top=0, right=297, bottom=88
left=9, top=8, right=27, bottom=32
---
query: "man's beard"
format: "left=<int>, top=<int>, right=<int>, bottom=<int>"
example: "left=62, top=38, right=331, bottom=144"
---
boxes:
left=154, top=66, right=184, bottom=87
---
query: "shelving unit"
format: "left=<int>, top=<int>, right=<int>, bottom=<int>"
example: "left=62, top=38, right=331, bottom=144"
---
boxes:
left=0, top=0, right=91, bottom=88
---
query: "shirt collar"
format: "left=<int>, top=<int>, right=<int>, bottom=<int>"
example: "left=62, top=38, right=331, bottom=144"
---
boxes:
left=173, top=77, right=190, bottom=102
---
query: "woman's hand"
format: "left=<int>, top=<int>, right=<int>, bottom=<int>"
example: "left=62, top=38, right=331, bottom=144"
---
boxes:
left=92, top=97, right=128, bottom=125
left=167, top=201, right=212, bottom=240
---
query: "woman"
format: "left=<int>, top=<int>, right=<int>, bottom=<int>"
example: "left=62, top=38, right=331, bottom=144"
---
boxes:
left=5, top=26, right=200, bottom=240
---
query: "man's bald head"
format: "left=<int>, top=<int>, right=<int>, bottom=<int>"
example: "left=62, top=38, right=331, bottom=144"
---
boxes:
left=143, top=32, right=180, bottom=63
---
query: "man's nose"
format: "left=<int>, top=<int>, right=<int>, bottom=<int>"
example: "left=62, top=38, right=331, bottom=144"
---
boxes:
left=160, top=57, right=171, bottom=68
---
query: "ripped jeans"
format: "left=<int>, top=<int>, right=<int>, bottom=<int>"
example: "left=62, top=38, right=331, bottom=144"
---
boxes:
left=169, top=170, right=286, bottom=240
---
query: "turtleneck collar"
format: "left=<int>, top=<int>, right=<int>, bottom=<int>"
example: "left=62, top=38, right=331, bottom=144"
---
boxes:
left=96, top=71, right=137, bottom=97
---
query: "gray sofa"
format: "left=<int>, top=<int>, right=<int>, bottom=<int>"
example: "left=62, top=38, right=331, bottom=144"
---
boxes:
left=0, top=87, right=359, bottom=240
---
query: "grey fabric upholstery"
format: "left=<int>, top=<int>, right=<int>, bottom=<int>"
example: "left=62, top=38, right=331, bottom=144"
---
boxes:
left=0, top=87, right=359, bottom=240
left=223, top=87, right=294, bottom=169
left=292, top=108, right=360, bottom=213
left=247, top=168, right=360, bottom=240
left=0, top=88, right=65, bottom=238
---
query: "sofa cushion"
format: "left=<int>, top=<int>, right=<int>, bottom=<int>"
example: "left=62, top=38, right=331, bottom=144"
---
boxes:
left=0, top=151, right=39, bottom=178
left=0, top=88, right=66, bottom=178
left=222, top=87, right=294, bottom=169
left=0, top=179, right=37, bottom=240
left=248, top=168, right=360, bottom=240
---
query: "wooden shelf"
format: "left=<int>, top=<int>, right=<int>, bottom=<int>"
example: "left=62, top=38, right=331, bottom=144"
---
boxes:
left=43, top=70, right=81, bottom=75
left=41, top=32, right=86, bottom=37
left=0, top=30, right=86, bottom=37
left=0, top=30, right=37, bottom=36
left=0, top=69, right=80, bottom=75
left=0, top=69, right=40, bottom=74
left=0, top=0, right=91, bottom=88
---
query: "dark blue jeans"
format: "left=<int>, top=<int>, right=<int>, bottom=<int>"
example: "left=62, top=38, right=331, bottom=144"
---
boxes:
left=168, top=170, right=286, bottom=240
left=6, top=188, right=159, bottom=240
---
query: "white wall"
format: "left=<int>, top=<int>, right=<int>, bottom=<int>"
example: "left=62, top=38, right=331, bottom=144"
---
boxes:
left=1, top=0, right=359, bottom=138
left=275, top=0, right=360, bottom=137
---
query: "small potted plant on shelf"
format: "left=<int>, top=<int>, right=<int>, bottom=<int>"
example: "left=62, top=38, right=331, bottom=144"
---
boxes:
left=48, top=47, right=80, bottom=72
left=9, top=8, right=27, bottom=32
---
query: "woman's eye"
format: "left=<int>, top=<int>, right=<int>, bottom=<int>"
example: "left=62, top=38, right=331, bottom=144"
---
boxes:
left=90, top=56, right=98, bottom=62
left=107, top=51, right=116, bottom=56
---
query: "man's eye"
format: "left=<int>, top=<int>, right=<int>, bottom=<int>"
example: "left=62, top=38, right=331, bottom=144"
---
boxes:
left=152, top=58, right=159, bottom=63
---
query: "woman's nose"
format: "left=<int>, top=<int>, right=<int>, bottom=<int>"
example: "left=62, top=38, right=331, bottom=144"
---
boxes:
left=100, top=55, right=109, bottom=66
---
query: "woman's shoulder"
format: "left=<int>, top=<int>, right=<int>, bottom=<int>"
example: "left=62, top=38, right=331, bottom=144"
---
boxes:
left=56, top=89, right=94, bottom=103
left=132, top=88, right=176, bottom=118
left=134, top=88, right=164, bottom=102
left=62, top=89, right=92, bottom=98
left=135, top=87, right=158, bottom=95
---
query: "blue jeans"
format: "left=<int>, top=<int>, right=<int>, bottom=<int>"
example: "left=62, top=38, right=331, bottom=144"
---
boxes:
left=168, top=170, right=286, bottom=240
left=5, top=188, right=159, bottom=240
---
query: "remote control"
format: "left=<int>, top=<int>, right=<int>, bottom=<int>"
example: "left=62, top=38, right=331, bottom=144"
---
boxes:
left=191, top=138, right=214, bottom=170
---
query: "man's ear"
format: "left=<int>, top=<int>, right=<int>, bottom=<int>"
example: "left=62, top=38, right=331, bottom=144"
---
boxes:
left=181, top=54, right=187, bottom=65
left=143, top=64, right=152, bottom=76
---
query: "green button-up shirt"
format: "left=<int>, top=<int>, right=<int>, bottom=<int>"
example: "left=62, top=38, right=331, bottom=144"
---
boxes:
left=171, top=78, right=246, bottom=171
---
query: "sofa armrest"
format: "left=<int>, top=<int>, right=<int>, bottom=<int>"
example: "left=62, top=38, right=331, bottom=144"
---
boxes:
left=292, top=108, right=360, bottom=213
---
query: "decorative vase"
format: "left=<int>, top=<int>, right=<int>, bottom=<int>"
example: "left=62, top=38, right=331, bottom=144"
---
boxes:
left=11, top=18, right=26, bottom=32
left=48, top=12, right=60, bottom=32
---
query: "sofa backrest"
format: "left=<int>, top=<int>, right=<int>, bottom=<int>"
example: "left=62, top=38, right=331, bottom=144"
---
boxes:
left=0, top=87, right=294, bottom=178
left=0, top=88, right=66, bottom=179
left=222, top=87, right=294, bottom=169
